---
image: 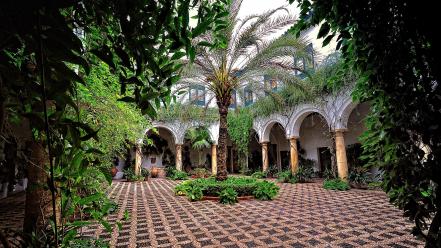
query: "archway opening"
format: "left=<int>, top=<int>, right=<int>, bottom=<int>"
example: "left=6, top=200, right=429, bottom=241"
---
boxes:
left=298, top=112, right=331, bottom=177
left=182, top=126, right=212, bottom=173
left=344, top=102, right=369, bottom=171
left=267, top=123, right=289, bottom=172
left=142, top=127, right=176, bottom=170
left=247, top=129, right=261, bottom=173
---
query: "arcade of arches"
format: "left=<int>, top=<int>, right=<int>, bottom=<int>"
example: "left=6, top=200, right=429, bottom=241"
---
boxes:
left=126, top=100, right=370, bottom=181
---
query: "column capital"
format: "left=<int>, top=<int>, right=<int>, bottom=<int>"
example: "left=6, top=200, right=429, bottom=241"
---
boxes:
left=334, top=128, right=348, bottom=133
left=288, top=136, right=299, bottom=141
left=260, top=141, right=269, bottom=145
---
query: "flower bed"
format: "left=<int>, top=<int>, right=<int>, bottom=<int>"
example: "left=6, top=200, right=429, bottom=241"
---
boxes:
left=174, top=177, right=279, bottom=204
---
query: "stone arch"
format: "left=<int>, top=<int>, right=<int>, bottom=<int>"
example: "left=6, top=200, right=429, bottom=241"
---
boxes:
left=181, top=122, right=218, bottom=144
left=138, top=122, right=179, bottom=145
left=260, top=119, right=287, bottom=143
left=287, top=104, right=331, bottom=138
left=334, top=96, right=358, bottom=130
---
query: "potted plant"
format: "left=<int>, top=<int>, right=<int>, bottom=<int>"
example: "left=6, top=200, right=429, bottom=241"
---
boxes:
left=123, top=167, right=142, bottom=182
left=185, top=127, right=211, bottom=167
left=191, top=168, right=209, bottom=178
left=111, top=167, right=119, bottom=177
left=349, top=167, right=371, bottom=189
left=141, top=168, right=150, bottom=181
left=151, top=166, right=159, bottom=178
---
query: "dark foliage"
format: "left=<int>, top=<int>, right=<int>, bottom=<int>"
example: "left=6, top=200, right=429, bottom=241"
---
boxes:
left=291, top=0, right=440, bottom=246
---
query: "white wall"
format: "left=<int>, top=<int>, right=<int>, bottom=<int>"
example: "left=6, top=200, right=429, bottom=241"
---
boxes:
left=269, top=124, right=289, bottom=168
left=298, top=114, right=331, bottom=171
left=345, top=102, right=369, bottom=145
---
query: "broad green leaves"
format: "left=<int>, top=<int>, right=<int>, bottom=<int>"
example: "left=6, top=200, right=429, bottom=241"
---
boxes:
left=289, top=0, right=441, bottom=246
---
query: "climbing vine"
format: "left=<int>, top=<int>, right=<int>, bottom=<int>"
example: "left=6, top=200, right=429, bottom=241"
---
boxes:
left=156, top=103, right=219, bottom=123
left=227, top=108, right=253, bottom=169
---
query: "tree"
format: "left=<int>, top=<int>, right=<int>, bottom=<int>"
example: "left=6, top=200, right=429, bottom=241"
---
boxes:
left=179, top=0, right=312, bottom=180
left=0, top=0, right=229, bottom=245
left=290, top=0, right=441, bottom=246
left=185, top=127, right=212, bottom=167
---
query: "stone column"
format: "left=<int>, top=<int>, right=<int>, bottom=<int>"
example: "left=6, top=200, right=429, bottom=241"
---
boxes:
left=335, top=130, right=349, bottom=181
left=175, top=144, right=182, bottom=171
left=289, top=137, right=299, bottom=174
left=135, top=144, right=142, bottom=176
left=211, top=144, right=217, bottom=175
left=261, top=142, right=269, bottom=172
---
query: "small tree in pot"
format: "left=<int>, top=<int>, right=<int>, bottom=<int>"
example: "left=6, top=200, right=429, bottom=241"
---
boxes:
left=185, top=127, right=211, bottom=168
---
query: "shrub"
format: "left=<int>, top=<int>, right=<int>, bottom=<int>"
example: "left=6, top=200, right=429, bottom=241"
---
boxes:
left=165, top=166, right=175, bottom=177
left=239, top=167, right=253, bottom=176
left=251, top=171, right=267, bottom=179
left=293, top=165, right=314, bottom=183
left=174, top=181, right=192, bottom=196
left=173, top=177, right=280, bottom=203
left=276, top=170, right=292, bottom=183
left=197, top=177, right=258, bottom=196
left=253, top=181, right=280, bottom=200
left=288, top=177, right=298, bottom=184
left=168, top=169, right=188, bottom=180
left=219, top=187, right=238, bottom=204
left=123, top=168, right=143, bottom=181
left=323, top=179, right=350, bottom=191
left=368, top=181, right=383, bottom=190
left=349, top=168, right=371, bottom=185
left=141, top=168, right=150, bottom=178
left=267, top=166, right=279, bottom=178
left=322, top=168, right=336, bottom=180
left=186, top=184, right=203, bottom=201
left=191, top=168, right=209, bottom=178
left=276, top=167, right=314, bottom=184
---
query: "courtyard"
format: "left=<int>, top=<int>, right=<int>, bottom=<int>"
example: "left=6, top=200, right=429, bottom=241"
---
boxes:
left=1, top=179, right=423, bottom=247
left=1, top=0, right=439, bottom=246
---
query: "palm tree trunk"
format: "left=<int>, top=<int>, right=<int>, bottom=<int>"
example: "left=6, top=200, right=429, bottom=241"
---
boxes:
left=0, top=78, right=6, bottom=135
left=216, top=106, right=229, bottom=181
left=23, top=141, right=53, bottom=234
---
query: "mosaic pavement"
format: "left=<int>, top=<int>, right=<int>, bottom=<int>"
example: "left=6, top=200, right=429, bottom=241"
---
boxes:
left=0, top=179, right=424, bottom=247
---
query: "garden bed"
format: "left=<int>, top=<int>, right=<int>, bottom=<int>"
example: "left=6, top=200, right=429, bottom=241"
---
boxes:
left=174, top=177, right=279, bottom=204
left=201, top=195, right=254, bottom=201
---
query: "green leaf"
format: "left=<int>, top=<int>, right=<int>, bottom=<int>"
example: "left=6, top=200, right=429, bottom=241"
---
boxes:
left=322, top=34, right=335, bottom=47
left=317, top=22, right=330, bottom=39
left=192, top=20, right=211, bottom=38
left=171, top=51, right=186, bottom=60
left=118, top=96, right=136, bottom=103
left=188, top=46, right=196, bottom=62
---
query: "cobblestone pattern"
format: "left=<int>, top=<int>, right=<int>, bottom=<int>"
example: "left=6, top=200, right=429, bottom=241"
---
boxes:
left=1, top=179, right=424, bottom=247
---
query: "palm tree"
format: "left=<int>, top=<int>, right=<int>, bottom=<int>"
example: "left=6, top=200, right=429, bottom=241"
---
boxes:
left=185, top=127, right=211, bottom=167
left=178, top=0, right=313, bottom=180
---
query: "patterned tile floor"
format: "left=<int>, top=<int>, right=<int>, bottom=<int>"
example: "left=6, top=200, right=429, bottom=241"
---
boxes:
left=0, top=179, right=424, bottom=247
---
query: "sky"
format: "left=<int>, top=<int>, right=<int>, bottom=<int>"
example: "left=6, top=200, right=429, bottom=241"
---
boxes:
left=237, top=0, right=299, bottom=40
left=238, top=0, right=298, bottom=18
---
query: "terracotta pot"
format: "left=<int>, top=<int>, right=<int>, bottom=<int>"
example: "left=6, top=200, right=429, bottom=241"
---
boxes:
left=157, top=168, right=166, bottom=178
left=151, top=167, right=159, bottom=178
left=350, top=183, right=368, bottom=189
left=111, top=167, right=118, bottom=177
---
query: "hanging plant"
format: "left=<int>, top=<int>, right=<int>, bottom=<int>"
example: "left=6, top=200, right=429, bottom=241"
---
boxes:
left=142, top=132, right=168, bottom=155
left=227, top=108, right=253, bottom=170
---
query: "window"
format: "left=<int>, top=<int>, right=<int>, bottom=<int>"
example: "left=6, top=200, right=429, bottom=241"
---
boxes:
left=229, top=90, right=236, bottom=109
left=294, top=43, right=314, bottom=79
left=244, top=87, right=253, bottom=106
left=301, top=10, right=313, bottom=22
left=189, top=85, right=205, bottom=106
left=264, top=75, right=278, bottom=95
